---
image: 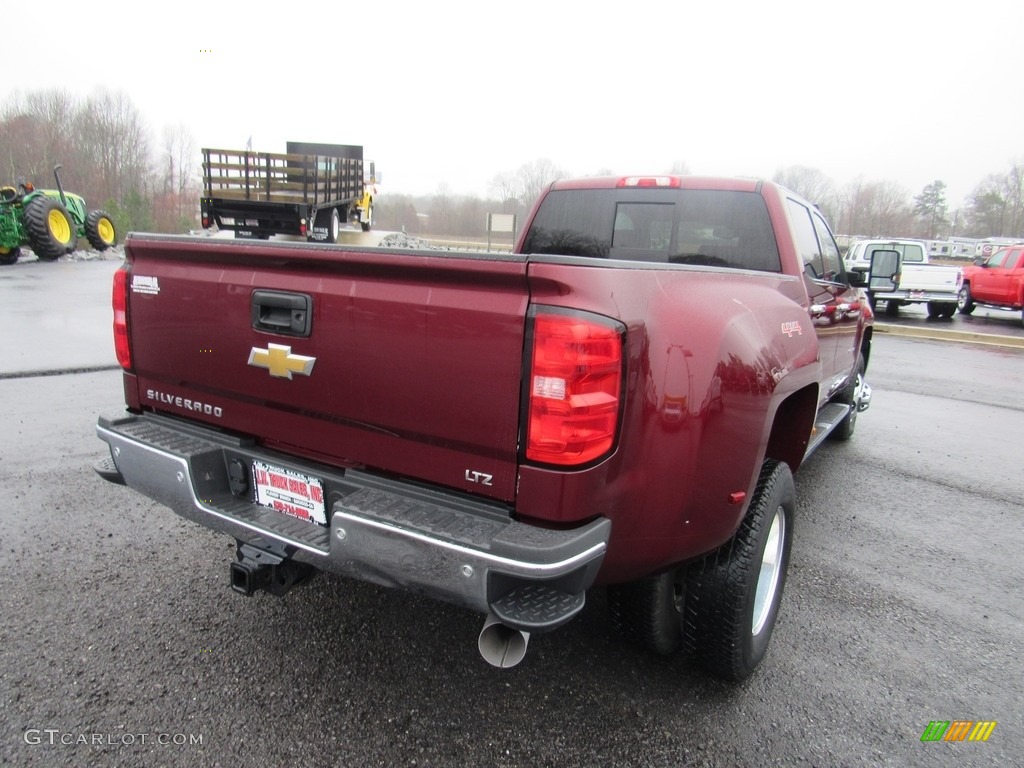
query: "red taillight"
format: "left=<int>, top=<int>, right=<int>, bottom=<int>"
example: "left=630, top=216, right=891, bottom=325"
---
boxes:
left=201, top=215, right=210, bottom=228
left=299, top=218, right=307, bottom=237
left=112, top=266, right=131, bottom=370
left=526, top=310, right=624, bottom=466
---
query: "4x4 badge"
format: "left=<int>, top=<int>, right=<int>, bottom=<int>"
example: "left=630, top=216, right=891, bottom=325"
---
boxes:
left=248, top=344, right=316, bottom=379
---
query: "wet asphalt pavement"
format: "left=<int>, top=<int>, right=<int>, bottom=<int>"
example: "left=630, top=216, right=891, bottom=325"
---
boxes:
left=0, top=254, right=1021, bottom=766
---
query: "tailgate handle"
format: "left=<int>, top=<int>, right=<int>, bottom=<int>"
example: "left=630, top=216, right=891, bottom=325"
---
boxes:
left=251, top=290, right=312, bottom=337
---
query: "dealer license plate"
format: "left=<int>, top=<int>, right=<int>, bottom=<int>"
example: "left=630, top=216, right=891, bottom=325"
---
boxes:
left=252, top=460, right=327, bottom=526
left=910, top=290, right=925, bottom=299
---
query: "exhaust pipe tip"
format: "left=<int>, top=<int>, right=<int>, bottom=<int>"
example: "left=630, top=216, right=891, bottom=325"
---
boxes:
left=478, top=614, right=530, bottom=668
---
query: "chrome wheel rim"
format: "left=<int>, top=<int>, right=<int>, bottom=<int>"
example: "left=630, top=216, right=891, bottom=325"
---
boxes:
left=752, top=506, right=785, bottom=636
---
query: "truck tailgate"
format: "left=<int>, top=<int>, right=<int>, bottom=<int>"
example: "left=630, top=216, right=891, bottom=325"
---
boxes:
left=123, top=235, right=529, bottom=502
left=897, top=263, right=962, bottom=292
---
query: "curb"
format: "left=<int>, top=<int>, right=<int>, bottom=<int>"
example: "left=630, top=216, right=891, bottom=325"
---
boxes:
left=874, top=323, right=1024, bottom=349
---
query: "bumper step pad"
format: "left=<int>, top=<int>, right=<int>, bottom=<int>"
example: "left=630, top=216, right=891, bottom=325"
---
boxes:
left=490, top=584, right=586, bottom=630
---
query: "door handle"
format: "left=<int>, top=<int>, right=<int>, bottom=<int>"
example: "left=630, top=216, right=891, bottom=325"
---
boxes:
left=251, top=290, right=312, bottom=336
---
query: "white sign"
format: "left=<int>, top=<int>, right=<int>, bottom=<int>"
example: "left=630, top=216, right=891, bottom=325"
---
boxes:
left=488, top=213, right=516, bottom=233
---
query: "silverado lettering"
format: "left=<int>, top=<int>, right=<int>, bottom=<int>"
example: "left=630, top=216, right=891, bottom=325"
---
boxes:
left=145, top=389, right=223, bottom=417
left=97, top=175, right=873, bottom=680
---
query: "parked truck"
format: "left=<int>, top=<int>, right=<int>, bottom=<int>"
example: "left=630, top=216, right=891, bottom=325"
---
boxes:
left=200, top=141, right=376, bottom=242
left=958, top=244, right=1024, bottom=326
left=845, top=238, right=962, bottom=318
left=96, top=175, right=873, bottom=681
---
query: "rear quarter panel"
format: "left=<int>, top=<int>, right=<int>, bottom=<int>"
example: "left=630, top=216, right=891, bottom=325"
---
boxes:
left=518, top=258, right=820, bottom=582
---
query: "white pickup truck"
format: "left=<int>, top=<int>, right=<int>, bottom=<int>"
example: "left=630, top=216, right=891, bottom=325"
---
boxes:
left=845, top=239, right=963, bottom=318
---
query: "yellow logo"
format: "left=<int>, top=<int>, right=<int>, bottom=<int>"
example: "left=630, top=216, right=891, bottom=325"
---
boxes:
left=247, top=344, right=316, bottom=379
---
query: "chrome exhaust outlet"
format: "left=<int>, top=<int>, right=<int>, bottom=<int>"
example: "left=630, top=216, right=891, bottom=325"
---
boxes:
left=477, top=614, right=530, bottom=668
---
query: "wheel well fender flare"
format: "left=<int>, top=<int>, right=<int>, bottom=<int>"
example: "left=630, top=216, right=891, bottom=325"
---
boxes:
left=764, top=383, right=818, bottom=473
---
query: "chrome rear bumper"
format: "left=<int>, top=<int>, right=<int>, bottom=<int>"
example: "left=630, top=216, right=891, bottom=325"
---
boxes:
left=96, top=412, right=609, bottom=632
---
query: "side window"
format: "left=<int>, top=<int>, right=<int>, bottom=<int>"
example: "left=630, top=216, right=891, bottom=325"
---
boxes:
left=1012, top=248, right=1024, bottom=269
left=811, top=213, right=844, bottom=283
left=785, top=199, right=823, bottom=279
left=986, top=248, right=1009, bottom=268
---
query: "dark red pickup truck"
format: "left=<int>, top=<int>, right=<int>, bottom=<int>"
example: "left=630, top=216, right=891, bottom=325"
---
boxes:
left=96, top=175, right=873, bottom=680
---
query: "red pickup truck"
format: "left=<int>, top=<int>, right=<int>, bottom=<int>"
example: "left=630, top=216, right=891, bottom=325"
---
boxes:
left=96, top=175, right=873, bottom=680
left=958, top=244, right=1024, bottom=325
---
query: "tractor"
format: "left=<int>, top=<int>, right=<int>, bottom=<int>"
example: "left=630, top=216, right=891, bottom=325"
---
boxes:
left=0, top=165, right=117, bottom=265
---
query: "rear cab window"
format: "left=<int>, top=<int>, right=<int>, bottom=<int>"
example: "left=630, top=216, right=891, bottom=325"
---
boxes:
left=866, top=242, right=925, bottom=263
left=522, top=188, right=782, bottom=272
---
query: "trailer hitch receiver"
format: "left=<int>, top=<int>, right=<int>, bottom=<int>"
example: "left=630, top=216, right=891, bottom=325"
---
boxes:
left=230, top=542, right=316, bottom=597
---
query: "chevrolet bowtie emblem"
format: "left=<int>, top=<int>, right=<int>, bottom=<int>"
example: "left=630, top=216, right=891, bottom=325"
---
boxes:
left=247, top=344, right=316, bottom=379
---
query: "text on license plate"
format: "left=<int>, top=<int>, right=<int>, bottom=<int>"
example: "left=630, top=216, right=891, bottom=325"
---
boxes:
left=252, top=460, right=327, bottom=526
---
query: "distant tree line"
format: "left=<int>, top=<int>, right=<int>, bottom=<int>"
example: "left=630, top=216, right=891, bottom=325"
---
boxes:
left=773, top=165, right=1024, bottom=241
left=382, top=159, right=1024, bottom=244
left=1, top=88, right=200, bottom=238
left=4, top=88, right=1023, bottom=243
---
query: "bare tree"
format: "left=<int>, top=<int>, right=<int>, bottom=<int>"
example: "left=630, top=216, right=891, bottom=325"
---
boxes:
left=0, top=88, right=78, bottom=186
left=517, top=158, right=566, bottom=209
left=964, top=174, right=1009, bottom=236
left=842, top=178, right=912, bottom=238
left=429, top=183, right=455, bottom=235
left=488, top=171, right=519, bottom=212
left=1002, top=160, right=1024, bottom=237
left=156, top=123, right=200, bottom=231
left=774, top=166, right=840, bottom=225
left=75, top=88, right=151, bottom=207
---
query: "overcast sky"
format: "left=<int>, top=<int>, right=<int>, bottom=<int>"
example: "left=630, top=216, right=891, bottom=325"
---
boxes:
left=4, top=0, right=1021, bottom=207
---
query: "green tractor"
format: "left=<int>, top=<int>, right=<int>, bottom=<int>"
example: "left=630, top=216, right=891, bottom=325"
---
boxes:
left=0, top=165, right=117, bottom=265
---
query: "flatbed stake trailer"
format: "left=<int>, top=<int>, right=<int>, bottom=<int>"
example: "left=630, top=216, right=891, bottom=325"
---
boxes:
left=201, top=141, right=376, bottom=242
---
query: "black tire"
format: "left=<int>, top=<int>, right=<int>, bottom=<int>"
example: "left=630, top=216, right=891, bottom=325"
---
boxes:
left=24, top=196, right=75, bottom=260
left=0, top=246, right=19, bottom=265
left=884, top=300, right=900, bottom=317
left=607, top=569, right=685, bottom=656
left=957, top=284, right=975, bottom=315
left=360, top=202, right=372, bottom=232
left=311, top=207, right=343, bottom=242
left=683, top=460, right=794, bottom=682
left=832, top=354, right=865, bottom=441
left=85, top=210, right=117, bottom=250
left=927, top=301, right=955, bottom=320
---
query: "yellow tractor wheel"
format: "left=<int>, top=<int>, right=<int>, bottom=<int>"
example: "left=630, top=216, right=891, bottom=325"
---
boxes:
left=86, top=210, right=117, bottom=250
left=24, top=196, right=75, bottom=260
